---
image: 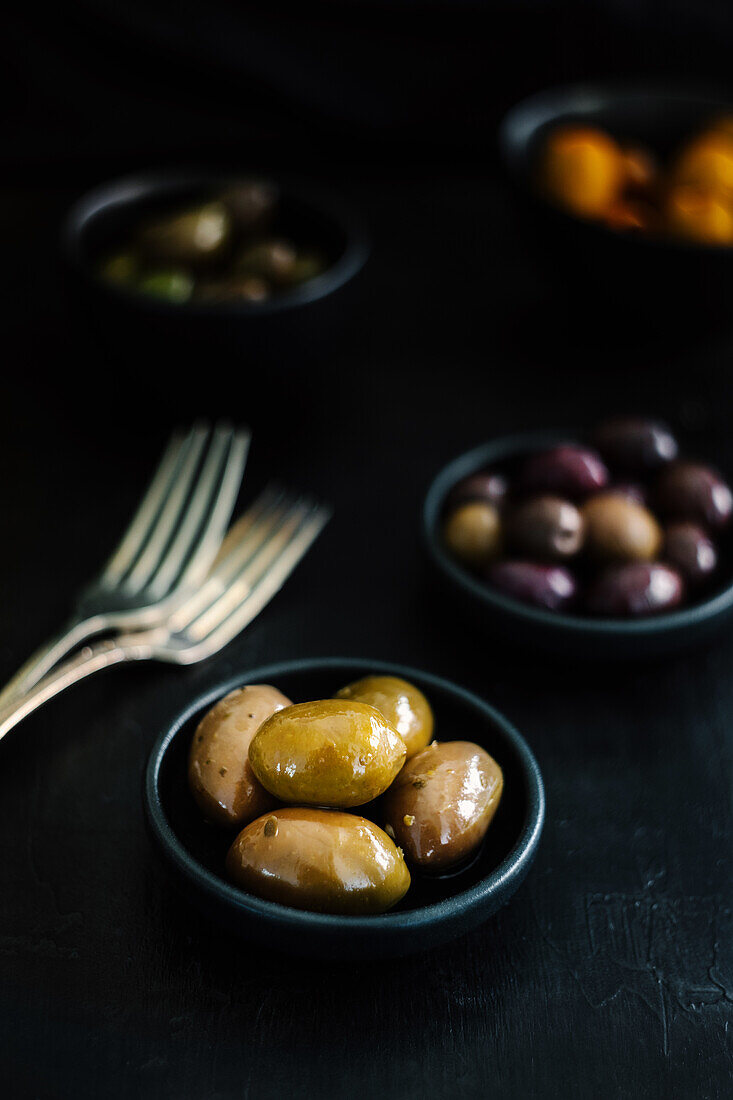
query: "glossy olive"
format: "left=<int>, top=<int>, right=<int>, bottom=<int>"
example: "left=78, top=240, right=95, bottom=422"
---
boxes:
left=137, top=268, right=194, bottom=303
left=586, top=562, right=684, bottom=617
left=99, top=250, right=138, bottom=286
left=196, top=275, right=271, bottom=303
left=582, top=492, right=662, bottom=562
left=507, top=495, right=584, bottom=560
left=236, top=239, right=297, bottom=284
left=249, top=699, right=406, bottom=808
left=594, top=417, right=678, bottom=472
left=226, top=808, right=411, bottom=915
left=486, top=561, right=576, bottom=611
left=335, top=675, right=434, bottom=758
left=521, top=444, right=609, bottom=499
left=448, top=470, right=509, bottom=510
left=664, top=522, right=718, bottom=586
left=382, top=742, right=503, bottom=871
left=443, top=501, right=502, bottom=567
left=219, top=181, right=278, bottom=232
left=656, top=462, right=733, bottom=530
left=137, top=202, right=230, bottom=264
left=609, top=482, right=647, bottom=506
left=188, top=685, right=291, bottom=828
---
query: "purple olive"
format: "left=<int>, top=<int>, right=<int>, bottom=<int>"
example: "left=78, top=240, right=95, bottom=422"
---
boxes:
left=609, top=482, right=647, bottom=506
left=664, top=522, right=717, bottom=586
left=594, top=417, right=678, bottom=473
left=507, top=496, right=584, bottom=560
left=449, top=470, right=508, bottom=510
left=486, top=561, right=577, bottom=611
left=521, top=444, right=609, bottom=499
left=586, top=563, right=684, bottom=617
left=655, top=461, right=733, bottom=530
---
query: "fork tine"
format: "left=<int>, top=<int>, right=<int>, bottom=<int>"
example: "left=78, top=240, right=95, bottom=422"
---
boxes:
left=144, top=424, right=250, bottom=600
left=180, top=503, right=330, bottom=660
left=121, top=424, right=211, bottom=592
left=101, top=426, right=192, bottom=584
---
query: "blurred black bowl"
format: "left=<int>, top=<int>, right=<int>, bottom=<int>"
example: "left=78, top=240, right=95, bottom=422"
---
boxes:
left=498, top=83, right=733, bottom=327
left=62, top=170, right=369, bottom=412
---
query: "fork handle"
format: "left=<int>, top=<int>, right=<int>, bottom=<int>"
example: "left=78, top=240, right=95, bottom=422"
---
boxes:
left=0, top=637, right=151, bottom=743
left=0, top=615, right=108, bottom=707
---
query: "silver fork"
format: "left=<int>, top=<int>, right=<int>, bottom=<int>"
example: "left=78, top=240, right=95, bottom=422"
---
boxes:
left=0, top=488, right=330, bottom=742
left=0, top=422, right=250, bottom=706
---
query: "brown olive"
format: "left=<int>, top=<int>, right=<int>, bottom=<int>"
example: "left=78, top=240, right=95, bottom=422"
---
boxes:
left=586, top=563, right=684, bottom=616
left=594, top=417, right=678, bottom=473
left=219, top=181, right=278, bottom=232
left=335, top=675, right=433, bottom=758
left=236, top=239, right=298, bottom=284
left=507, top=495, right=584, bottom=560
left=381, top=741, right=503, bottom=870
left=664, top=522, right=717, bottom=586
left=195, top=276, right=271, bottom=303
left=448, top=471, right=509, bottom=510
left=249, top=699, right=406, bottom=808
left=188, top=685, right=291, bottom=828
left=443, top=501, right=502, bottom=567
left=656, top=461, right=733, bottom=530
left=521, top=444, right=609, bottom=499
left=582, top=491, right=662, bottom=562
left=226, top=808, right=410, bottom=914
left=486, top=561, right=577, bottom=611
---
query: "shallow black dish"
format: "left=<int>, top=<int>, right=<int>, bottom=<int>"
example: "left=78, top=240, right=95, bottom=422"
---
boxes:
left=143, top=657, right=544, bottom=959
left=424, top=430, right=733, bottom=660
left=498, top=83, right=733, bottom=322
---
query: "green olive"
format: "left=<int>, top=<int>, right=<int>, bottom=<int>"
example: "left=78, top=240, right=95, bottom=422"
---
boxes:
left=98, top=250, right=138, bottom=286
left=188, top=685, right=292, bottom=827
left=137, top=201, right=231, bottom=264
left=249, top=699, right=406, bottom=808
left=136, top=268, right=194, bottom=303
left=335, top=675, right=433, bottom=758
left=226, top=807, right=411, bottom=914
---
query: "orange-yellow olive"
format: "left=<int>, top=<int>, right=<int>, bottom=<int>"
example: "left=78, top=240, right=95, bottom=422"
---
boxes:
left=382, top=741, right=503, bottom=870
left=665, top=185, right=733, bottom=245
left=225, top=807, right=411, bottom=914
left=335, top=675, right=434, bottom=758
left=249, top=699, right=406, bottom=808
left=542, top=126, right=624, bottom=218
left=582, top=492, right=662, bottom=562
left=674, top=131, right=733, bottom=200
left=443, top=501, right=502, bottom=567
left=188, top=684, right=291, bottom=827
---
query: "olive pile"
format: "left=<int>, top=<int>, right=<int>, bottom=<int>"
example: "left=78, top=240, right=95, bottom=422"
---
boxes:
left=188, top=676, right=504, bottom=915
left=443, top=418, right=732, bottom=618
left=98, top=181, right=328, bottom=305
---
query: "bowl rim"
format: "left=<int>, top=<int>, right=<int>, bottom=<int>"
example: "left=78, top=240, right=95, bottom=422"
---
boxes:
left=497, top=80, right=733, bottom=255
left=423, top=429, right=733, bottom=638
left=144, top=656, right=545, bottom=933
left=62, top=168, right=370, bottom=317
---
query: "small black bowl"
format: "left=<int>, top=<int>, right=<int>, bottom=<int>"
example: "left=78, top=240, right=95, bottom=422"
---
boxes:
left=62, top=170, right=369, bottom=408
left=424, top=431, right=733, bottom=660
left=143, top=657, right=544, bottom=959
left=498, top=83, right=733, bottom=322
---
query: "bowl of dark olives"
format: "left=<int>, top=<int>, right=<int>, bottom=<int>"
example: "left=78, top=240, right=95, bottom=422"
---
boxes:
left=63, top=170, right=369, bottom=380
left=424, top=418, right=733, bottom=658
left=144, top=658, right=544, bottom=958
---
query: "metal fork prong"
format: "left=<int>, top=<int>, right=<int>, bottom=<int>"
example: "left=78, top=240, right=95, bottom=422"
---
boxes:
left=209, top=484, right=284, bottom=568
left=182, top=506, right=330, bottom=660
left=184, top=498, right=315, bottom=642
left=144, top=425, right=250, bottom=600
left=101, top=427, right=190, bottom=584
left=122, top=424, right=210, bottom=592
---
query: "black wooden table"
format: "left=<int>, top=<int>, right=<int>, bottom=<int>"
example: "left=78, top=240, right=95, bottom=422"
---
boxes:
left=0, top=172, right=731, bottom=1098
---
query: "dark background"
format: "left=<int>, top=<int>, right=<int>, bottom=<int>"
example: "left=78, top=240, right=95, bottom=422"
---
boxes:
left=1, top=3, right=732, bottom=1097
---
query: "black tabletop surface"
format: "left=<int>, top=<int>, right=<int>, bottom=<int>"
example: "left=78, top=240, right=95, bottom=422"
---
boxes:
left=1, top=169, right=732, bottom=1099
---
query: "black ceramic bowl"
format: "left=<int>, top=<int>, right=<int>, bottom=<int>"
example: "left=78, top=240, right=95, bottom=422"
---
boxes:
left=424, top=431, right=733, bottom=660
left=62, top=170, right=369, bottom=402
left=143, top=657, right=544, bottom=959
left=498, top=83, right=733, bottom=319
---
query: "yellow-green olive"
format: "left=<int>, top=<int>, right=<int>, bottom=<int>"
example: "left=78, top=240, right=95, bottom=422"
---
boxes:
left=382, top=741, right=503, bottom=870
left=225, top=807, right=411, bottom=914
left=335, top=675, right=433, bottom=758
left=137, top=201, right=231, bottom=264
left=137, top=268, right=194, bottom=303
left=99, top=250, right=138, bottom=286
left=443, top=501, right=502, bottom=567
left=249, top=699, right=406, bottom=808
left=582, top=491, right=662, bottom=562
left=188, top=684, right=291, bottom=828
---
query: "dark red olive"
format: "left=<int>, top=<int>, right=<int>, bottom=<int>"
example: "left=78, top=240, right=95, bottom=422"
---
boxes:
left=449, top=471, right=508, bottom=510
left=586, top=563, right=684, bottom=617
left=594, top=417, right=678, bottom=473
left=664, top=522, right=717, bottom=586
left=521, top=445, right=609, bottom=499
left=507, top=496, right=584, bottom=560
left=486, top=561, right=577, bottom=611
left=655, top=461, right=733, bottom=530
